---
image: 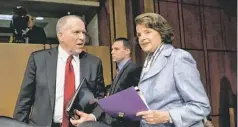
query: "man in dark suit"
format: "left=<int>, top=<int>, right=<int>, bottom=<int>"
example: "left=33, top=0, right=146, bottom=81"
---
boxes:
left=13, top=15, right=105, bottom=127
left=26, top=15, right=46, bottom=44
left=70, top=38, right=141, bottom=127
left=9, top=14, right=46, bottom=44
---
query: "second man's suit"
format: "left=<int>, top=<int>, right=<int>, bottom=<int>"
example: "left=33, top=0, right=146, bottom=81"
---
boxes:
left=92, top=59, right=142, bottom=127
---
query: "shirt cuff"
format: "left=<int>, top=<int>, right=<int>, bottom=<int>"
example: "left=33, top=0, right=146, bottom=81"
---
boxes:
left=169, top=114, right=173, bottom=123
left=89, top=114, right=97, bottom=121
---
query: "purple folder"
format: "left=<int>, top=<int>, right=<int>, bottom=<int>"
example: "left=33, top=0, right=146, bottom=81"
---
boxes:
left=98, top=87, right=149, bottom=121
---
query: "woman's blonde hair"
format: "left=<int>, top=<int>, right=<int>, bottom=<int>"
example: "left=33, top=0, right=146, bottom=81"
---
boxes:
left=135, top=13, right=174, bottom=44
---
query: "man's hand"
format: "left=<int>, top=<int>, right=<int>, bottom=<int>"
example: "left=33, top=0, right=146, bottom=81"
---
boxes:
left=70, top=110, right=96, bottom=126
left=136, top=110, right=170, bottom=125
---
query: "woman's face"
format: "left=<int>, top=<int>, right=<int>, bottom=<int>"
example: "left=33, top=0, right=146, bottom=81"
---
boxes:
left=136, top=24, right=162, bottom=53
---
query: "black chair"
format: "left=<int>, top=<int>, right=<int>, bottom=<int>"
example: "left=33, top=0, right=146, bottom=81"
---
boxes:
left=0, top=116, right=47, bottom=127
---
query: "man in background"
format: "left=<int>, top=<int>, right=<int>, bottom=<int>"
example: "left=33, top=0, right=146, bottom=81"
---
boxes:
left=9, top=14, right=47, bottom=44
left=26, top=14, right=46, bottom=44
left=70, top=38, right=142, bottom=127
left=13, top=15, right=105, bottom=127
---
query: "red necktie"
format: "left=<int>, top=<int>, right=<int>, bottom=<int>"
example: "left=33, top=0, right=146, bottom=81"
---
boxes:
left=62, top=55, right=75, bottom=127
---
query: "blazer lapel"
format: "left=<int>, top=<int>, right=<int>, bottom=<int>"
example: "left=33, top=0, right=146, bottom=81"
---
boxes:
left=46, top=47, right=58, bottom=110
left=79, top=52, right=89, bottom=81
left=140, top=56, right=167, bottom=83
left=110, top=60, right=132, bottom=94
left=113, top=60, right=132, bottom=85
left=140, top=44, right=174, bottom=83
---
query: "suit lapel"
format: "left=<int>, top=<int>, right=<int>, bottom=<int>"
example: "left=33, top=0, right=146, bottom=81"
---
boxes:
left=140, top=56, right=167, bottom=83
left=46, top=47, right=58, bottom=110
left=110, top=60, right=132, bottom=94
left=140, top=44, right=174, bottom=83
left=113, top=60, right=132, bottom=85
left=79, top=52, right=89, bottom=81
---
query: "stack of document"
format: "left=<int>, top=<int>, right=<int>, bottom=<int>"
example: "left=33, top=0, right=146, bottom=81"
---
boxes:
left=98, top=87, right=149, bottom=120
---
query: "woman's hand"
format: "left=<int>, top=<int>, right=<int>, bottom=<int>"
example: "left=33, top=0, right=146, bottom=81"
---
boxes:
left=136, top=110, right=170, bottom=124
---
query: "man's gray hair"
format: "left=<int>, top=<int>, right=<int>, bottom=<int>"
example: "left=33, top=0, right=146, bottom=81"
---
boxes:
left=56, top=15, right=83, bottom=33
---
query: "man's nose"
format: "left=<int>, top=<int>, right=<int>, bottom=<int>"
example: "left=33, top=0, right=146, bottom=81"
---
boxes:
left=78, top=33, right=85, bottom=40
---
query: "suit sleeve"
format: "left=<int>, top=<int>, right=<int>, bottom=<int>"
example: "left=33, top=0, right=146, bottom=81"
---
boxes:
left=129, top=66, right=141, bottom=86
left=169, top=50, right=211, bottom=127
left=91, top=104, right=105, bottom=120
left=123, top=65, right=141, bottom=89
left=95, top=60, right=105, bottom=98
left=13, top=53, right=36, bottom=122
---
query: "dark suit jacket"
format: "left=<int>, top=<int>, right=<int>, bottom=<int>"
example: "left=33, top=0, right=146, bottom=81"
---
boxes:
left=92, top=59, right=141, bottom=127
left=27, top=26, right=47, bottom=44
left=13, top=47, right=105, bottom=126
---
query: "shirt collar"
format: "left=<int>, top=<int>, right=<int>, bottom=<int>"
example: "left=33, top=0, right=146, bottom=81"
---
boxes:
left=58, top=45, right=79, bottom=62
left=117, top=58, right=131, bottom=71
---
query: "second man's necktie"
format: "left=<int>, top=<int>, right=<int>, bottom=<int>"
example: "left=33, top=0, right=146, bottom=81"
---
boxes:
left=62, top=55, right=75, bottom=127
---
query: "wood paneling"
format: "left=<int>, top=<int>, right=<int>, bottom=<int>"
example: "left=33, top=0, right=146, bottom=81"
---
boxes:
left=132, top=0, right=144, bottom=15
left=208, top=52, right=225, bottom=115
left=229, top=108, right=236, bottom=127
left=159, top=1, right=182, bottom=48
left=109, top=0, right=115, bottom=42
left=125, top=0, right=135, bottom=40
left=182, top=5, right=203, bottom=49
left=114, top=0, right=127, bottom=38
left=81, top=0, right=99, bottom=1
left=201, top=0, right=220, bottom=7
left=212, top=116, right=220, bottom=127
left=221, top=11, right=237, bottom=51
left=182, top=0, right=200, bottom=5
left=187, top=50, right=207, bottom=91
left=125, top=0, right=136, bottom=62
left=159, top=0, right=179, bottom=2
left=223, top=52, right=237, bottom=94
left=144, top=0, right=155, bottom=12
left=84, top=46, right=112, bottom=85
left=203, top=7, right=225, bottom=50
left=0, top=44, right=44, bottom=117
left=177, top=3, right=185, bottom=48
left=208, top=51, right=237, bottom=127
left=98, top=0, right=111, bottom=46
left=109, top=0, right=127, bottom=78
left=107, top=0, right=116, bottom=79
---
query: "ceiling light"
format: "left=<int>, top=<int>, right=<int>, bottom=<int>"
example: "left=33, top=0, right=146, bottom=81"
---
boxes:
left=35, top=17, right=44, bottom=20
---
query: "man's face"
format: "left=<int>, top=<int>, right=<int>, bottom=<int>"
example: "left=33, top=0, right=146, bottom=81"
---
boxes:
left=27, top=15, right=34, bottom=28
left=136, top=24, right=162, bottom=53
left=111, top=41, right=130, bottom=63
left=58, top=18, right=86, bottom=55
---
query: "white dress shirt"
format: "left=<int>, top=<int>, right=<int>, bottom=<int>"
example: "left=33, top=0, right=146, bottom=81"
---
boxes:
left=53, top=45, right=80, bottom=123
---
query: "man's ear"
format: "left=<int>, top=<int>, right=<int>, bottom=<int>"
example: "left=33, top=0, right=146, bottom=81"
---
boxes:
left=57, top=32, right=63, bottom=42
left=126, top=49, right=131, bottom=55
